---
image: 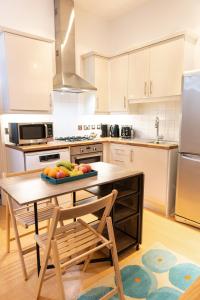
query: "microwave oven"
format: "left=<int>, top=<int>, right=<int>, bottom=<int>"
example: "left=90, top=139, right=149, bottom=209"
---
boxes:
left=9, top=122, right=53, bottom=145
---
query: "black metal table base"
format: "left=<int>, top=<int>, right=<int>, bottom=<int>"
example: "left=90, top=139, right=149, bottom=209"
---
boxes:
left=34, top=202, right=41, bottom=275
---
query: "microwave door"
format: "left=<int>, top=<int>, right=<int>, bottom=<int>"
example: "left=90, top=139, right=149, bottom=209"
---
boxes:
left=19, top=124, right=47, bottom=144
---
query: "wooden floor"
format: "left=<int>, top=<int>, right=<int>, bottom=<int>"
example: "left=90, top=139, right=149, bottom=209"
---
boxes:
left=1, top=198, right=200, bottom=300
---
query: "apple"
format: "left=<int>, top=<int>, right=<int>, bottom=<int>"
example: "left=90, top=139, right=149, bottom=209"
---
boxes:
left=79, top=166, right=88, bottom=173
left=56, top=170, right=65, bottom=179
left=85, top=164, right=92, bottom=172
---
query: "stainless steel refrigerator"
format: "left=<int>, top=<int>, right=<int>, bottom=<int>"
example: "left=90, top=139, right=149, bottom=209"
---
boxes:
left=175, top=70, right=200, bottom=228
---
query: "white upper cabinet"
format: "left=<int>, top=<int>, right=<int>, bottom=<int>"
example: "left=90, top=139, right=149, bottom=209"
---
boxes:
left=82, top=54, right=109, bottom=113
left=128, top=35, right=197, bottom=103
left=128, top=49, right=149, bottom=100
left=109, top=55, right=128, bottom=112
left=149, top=38, right=184, bottom=98
left=0, top=32, right=53, bottom=113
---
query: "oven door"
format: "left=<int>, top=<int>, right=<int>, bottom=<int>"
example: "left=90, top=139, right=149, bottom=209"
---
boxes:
left=19, top=123, right=48, bottom=144
left=71, top=152, right=103, bottom=164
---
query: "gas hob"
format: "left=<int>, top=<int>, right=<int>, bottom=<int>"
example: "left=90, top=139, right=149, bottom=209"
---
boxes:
left=55, top=136, right=94, bottom=142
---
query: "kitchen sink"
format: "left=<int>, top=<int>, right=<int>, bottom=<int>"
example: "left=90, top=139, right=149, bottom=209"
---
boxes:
left=133, top=139, right=176, bottom=145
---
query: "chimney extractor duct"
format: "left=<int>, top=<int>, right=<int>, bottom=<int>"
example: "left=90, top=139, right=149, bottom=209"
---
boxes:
left=53, top=0, right=97, bottom=93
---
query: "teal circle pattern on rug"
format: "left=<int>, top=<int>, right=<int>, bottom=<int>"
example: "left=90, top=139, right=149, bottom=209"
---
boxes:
left=120, top=265, right=157, bottom=298
left=147, top=287, right=182, bottom=300
left=78, top=286, right=118, bottom=300
left=169, top=263, right=200, bottom=291
left=142, top=249, right=177, bottom=273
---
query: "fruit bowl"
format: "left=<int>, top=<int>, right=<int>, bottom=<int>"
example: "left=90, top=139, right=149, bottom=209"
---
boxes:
left=41, top=161, right=97, bottom=184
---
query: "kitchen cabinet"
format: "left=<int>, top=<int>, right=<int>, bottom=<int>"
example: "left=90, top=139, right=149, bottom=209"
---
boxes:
left=109, top=143, right=178, bottom=216
left=110, top=143, right=133, bottom=167
left=82, top=53, right=109, bottom=113
left=0, top=32, right=53, bottom=113
left=128, top=49, right=149, bottom=100
left=109, top=55, right=128, bottom=112
left=128, top=35, right=197, bottom=103
left=149, top=38, right=183, bottom=98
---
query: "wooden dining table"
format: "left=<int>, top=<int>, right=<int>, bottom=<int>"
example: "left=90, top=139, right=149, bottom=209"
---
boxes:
left=0, top=162, right=144, bottom=274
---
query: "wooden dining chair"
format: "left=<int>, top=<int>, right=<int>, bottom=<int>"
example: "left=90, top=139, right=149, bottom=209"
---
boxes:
left=35, top=189, right=125, bottom=300
left=4, top=169, right=60, bottom=281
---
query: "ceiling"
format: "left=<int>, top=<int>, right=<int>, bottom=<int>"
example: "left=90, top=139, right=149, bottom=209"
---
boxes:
left=75, top=0, right=149, bottom=21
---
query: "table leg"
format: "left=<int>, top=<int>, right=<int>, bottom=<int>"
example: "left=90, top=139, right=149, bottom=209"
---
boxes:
left=73, top=192, right=76, bottom=222
left=34, top=202, right=41, bottom=275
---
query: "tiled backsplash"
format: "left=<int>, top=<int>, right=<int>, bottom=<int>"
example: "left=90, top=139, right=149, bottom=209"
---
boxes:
left=0, top=94, right=181, bottom=143
left=77, top=100, right=181, bottom=142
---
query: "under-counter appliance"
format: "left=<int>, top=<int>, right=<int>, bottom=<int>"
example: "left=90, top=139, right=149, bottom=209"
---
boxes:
left=175, top=70, right=200, bottom=228
left=9, top=122, right=53, bottom=145
left=110, top=125, right=120, bottom=137
left=100, top=124, right=109, bottom=137
left=70, top=143, right=103, bottom=164
left=121, top=126, right=132, bottom=138
left=25, top=148, right=69, bottom=171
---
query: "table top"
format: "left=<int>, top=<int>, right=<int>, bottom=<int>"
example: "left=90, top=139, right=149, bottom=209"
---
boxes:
left=0, top=162, right=142, bottom=205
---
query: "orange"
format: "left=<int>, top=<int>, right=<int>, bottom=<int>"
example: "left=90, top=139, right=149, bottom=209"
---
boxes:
left=48, top=168, right=57, bottom=178
left=43, top=167, right=51, bottom=175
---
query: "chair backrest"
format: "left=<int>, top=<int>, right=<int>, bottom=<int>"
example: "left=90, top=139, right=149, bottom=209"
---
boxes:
left=49, top=189, right=118, bottom=239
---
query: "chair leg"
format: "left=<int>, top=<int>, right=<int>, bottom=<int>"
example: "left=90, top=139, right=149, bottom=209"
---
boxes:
left=7, top=196, right=28, bottom=281
left=10, top=210, right=28, bottom=280
left=35, top=251, right=51, bottom=299
left=106, top=217, right=125, bottom=300
left=5, top=201, right=11, bottom=253
left=51, top=240, right=65, bottom=300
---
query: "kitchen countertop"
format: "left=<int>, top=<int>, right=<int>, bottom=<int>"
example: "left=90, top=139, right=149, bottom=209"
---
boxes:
left=5, top=137, right=178, bottom=153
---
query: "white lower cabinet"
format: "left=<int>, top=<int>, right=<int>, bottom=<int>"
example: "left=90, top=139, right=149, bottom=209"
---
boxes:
left=109, top=143, right=178, bottom=216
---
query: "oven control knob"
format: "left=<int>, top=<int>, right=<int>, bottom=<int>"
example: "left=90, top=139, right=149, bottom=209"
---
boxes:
left=93, top=147, right=96, bottom=151
left=80, top=148, right=84, bottom=153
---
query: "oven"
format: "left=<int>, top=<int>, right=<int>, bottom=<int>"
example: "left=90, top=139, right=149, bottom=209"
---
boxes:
left=70, top=143, right=103, bottom=164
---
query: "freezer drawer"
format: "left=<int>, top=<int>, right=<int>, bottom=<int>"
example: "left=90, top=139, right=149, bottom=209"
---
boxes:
left=176, top=154, right=200, bottom=224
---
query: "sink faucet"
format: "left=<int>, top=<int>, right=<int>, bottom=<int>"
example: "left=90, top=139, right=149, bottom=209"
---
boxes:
left=155, top=116, right=160, bottom=143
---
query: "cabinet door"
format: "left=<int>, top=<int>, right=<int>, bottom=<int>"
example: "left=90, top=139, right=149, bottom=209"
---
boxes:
left=149, top=38, right=184, bottom=98
left=109, top=55, right=128, bottom=112
left=94, top=56, right=109, bottom=113
left=128, top=49, right=149, bottom=100
left=4, top=33, right=53, bottom=111
left=130, top=146, right=168, bottom=206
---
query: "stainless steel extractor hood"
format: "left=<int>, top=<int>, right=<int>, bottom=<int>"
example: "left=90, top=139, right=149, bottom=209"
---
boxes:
left=53, top=0, right=97, bottom=93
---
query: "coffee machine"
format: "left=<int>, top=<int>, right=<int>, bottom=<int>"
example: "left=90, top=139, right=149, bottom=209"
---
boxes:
left=121, top=126, right=133, bottom=138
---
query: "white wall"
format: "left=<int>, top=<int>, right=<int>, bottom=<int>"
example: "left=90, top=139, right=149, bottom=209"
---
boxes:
left=0, top=0, right=55, bottom=39
left=74, top=7, right=111, bottom=74
left=109, top=0, right=200, bottom=55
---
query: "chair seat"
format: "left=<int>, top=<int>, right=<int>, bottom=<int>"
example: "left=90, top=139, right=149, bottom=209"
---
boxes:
left=15, top=203, right=55, bottom=228
left=35, top=219, right=111, bottom=266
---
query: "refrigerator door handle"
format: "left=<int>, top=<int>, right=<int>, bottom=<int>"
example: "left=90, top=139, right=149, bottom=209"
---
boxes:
left=182, top=154, right=200, bottom=162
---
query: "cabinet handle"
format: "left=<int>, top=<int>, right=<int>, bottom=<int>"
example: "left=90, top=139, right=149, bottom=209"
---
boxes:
left=96, top=96, right=99, bottom=110
left=150, top=81, right=153, bottom=95
left=130, top=150, right=134, bottom=162
left=49, top=94, right=53, bottom=108
left=144, top=82, right=147, bottom=96
left=124, top=96, right=126, bottom=109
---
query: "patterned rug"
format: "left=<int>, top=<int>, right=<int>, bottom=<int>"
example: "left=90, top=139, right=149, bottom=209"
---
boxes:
left=78, top=243, right=200, bottom=300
